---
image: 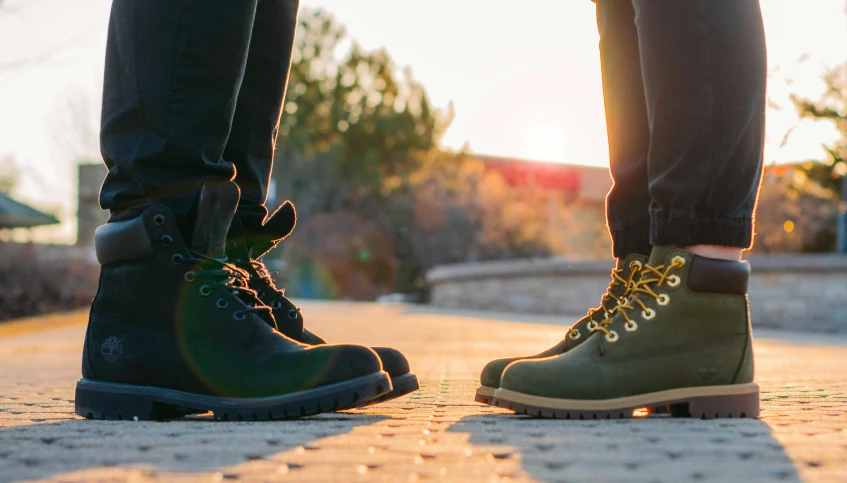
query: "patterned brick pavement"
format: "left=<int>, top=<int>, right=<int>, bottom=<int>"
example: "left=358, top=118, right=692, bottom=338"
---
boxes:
left=1, top=302, right=846, bottom=482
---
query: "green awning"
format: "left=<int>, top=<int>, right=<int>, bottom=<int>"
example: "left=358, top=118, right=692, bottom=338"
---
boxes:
left=0, top=192, right=60, bottom=229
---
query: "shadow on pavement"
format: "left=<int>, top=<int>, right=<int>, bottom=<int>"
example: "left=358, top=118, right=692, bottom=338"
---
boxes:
left=0, top=412, right=388, bottom=481
left=448, top=413, right=801, bottom=483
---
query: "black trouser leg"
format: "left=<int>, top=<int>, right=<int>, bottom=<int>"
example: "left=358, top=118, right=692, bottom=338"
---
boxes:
left=99, top=0, right=259, bottom=233
left=633, top=0, right=767, bottom=249
left=597, top=0, right=767, bottom=256
left=224, top=0, right=300, bottom=230
left=596, top=0, right=653, bottom=258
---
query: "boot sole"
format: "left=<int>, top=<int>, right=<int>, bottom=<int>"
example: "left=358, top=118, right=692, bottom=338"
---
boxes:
left=492, top=382, right=759, bottom=420
left=479, top=385, right=666, bottom=413
left=361, top=372, right=420, bottom=406
left=475, top=385, right=497, bottom=405
left=75, top=371, right=392, bottom=421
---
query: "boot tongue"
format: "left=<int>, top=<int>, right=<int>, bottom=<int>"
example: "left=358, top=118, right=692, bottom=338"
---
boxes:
left=227, top=215, right=254, bottom=265
left=648, top=245, right=683, bottom=267
left=191, top=181, right=240, bottom=259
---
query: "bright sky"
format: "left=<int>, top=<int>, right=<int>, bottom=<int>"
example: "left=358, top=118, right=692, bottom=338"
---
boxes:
left=0, top=0, right=845, bottom=243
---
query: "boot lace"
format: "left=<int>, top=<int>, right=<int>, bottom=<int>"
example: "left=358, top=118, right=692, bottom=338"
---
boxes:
left=589, top=256, right=686, bottom=343
left=178, top=251, right=272, bottom=321
left=566, top=260, right=643, bottom=341
left=228, top=253, right=302, bottom=322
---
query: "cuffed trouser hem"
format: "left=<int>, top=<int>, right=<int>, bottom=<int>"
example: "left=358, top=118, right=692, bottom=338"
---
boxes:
left=650, top=214, right=753, bottom=249
left=610, top=226, right=653, bottom=259
left=105, top=179, right=208, bottom=227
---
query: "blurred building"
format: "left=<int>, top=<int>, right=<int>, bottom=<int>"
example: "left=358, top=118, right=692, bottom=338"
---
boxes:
left=77, top=164, right=108, bottom=247
left=474, top=155, right=610, bottom=203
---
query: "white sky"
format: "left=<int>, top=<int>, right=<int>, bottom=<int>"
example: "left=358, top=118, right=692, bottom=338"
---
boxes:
left=0, top=0, right=845, bottom=243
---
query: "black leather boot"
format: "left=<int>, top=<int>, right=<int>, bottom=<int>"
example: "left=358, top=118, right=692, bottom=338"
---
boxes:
left=225, top=202, right=419, bottom=405
left=76, top=182, right=391, bottom=421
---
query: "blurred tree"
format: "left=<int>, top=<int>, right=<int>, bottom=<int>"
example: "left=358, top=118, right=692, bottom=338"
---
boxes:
left=753, top=168, right=839, bottom=253
left=272, top=9, right=452, bottom=298
left=52, top=90, right=100, bottom=163
left=0, top=175, right=16, bottom=195
left=791, top=63, right=847, bottom=252
left=792, top=64, right=847, bottom=196
left=0, top=154, right=19, bottom=195
left=272, top=9, right=607, bottom=300
left=275, top=9, right=451, bottom=213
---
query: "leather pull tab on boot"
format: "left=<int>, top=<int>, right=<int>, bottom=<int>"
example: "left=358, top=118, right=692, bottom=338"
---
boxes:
left=192, top=181, right=241, bottom=259
left=249, top=201, right=297, bottom=259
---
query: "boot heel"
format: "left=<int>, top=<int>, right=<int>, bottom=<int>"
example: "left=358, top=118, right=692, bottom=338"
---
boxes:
left=74, top=379, right=194, bottom=421
left=670, top=389, right=759, bottom=419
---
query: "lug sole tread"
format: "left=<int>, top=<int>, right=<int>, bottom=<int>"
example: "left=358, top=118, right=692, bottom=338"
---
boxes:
left=493, top=389, right=759, bottom=420
left=75, top=372, right=391, bottom=421
left=361, top=373, right=419, bottom=406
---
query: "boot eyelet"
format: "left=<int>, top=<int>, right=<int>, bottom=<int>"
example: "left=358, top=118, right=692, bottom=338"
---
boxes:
left=225, top=240, right=237, bottom=251
left=216, top=298, right=229, bottom=309
left=287, top=309, right=299, bottom=320
left=271, top=300, right=282, bottom=310
left=233, top=310, right=246, bottom=320
left=171, top=253, right=184, bottom=265
left=630, top=260, right=643, bottom=271
left=641, top=308, right=656, bottom=320
left=667, top=275, right=681, bottom=287
left=587, top=320, right=598, bottom=330
left=625, top=320, right=638, bottom=332
left=257, top=290, right=266, bottom=298
left=153, top=214, right=166, bottom=226
left=605, top=331, right=619, bottom=343
left=569, top=328, right=581, bottom=340
left=183, top=271, right=196, bottom=282
left=657, top=294, right=670, bottom=306
left=199, top=285, right=212, bottom=296
left=160, top=235, right=173, bottom=246
left=672, top=256, right=686, bottom=267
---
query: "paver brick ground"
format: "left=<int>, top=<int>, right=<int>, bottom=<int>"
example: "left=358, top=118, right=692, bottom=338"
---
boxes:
left=1, top=302, right=846, bottom=482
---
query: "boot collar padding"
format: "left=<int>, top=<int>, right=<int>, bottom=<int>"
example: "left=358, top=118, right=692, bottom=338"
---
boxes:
left=687, top=255, right=750, bottom=295
left=94, top=216, right=153, bottom=266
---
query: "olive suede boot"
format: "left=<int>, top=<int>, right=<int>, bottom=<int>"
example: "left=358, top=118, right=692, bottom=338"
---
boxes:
left=225, top=204, right=419, bottom=405
left=75, top=182, right=391, bottom=421
left=474, top=253, right=647, bottom=405
left=492, top=245, right=758, bottom=419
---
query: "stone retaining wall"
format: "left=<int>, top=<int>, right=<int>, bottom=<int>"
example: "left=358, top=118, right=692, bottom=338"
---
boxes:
left=426, top=255, right=847, bottom=332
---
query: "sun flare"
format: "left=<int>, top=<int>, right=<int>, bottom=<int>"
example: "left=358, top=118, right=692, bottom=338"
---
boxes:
left=519, top=121, right=572, bottom=163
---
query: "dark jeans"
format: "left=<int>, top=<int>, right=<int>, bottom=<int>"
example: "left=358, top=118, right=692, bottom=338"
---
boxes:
left=99, top=0, right=766, bottom=257
left=99, top=0, right=299, bottom=233
left=597, top=0, right=767, bottom=258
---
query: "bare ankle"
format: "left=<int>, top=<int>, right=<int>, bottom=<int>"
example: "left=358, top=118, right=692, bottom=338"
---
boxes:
left=684, top=245, right=743, bottom=261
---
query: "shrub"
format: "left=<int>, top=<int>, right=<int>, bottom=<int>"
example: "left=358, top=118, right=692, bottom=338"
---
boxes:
left=0, top=242, right=99, bottom=322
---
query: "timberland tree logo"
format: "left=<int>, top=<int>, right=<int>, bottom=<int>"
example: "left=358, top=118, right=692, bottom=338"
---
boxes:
left=697, top=359, right=719, bottom=381
left=100, top=337, right=124, bottom=363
